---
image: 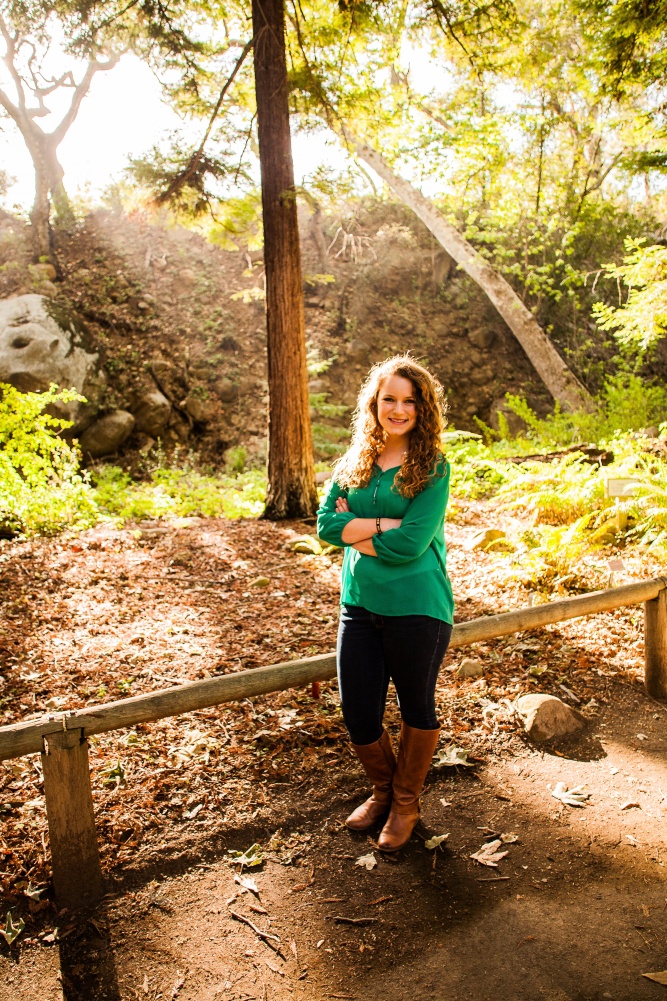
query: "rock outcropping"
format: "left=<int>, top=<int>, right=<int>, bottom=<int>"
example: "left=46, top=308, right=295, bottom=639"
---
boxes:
left=0, top=294, right=105, bottom=428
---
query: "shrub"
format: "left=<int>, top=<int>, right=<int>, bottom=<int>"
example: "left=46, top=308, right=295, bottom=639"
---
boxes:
left=0, top=383, right=97, bottom=536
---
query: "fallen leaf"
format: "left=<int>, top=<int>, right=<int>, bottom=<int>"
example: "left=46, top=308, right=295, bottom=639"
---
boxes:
left=229, top=844, right=263, bottom=869
left=620, top=801, right=641, bottom=811
left=170, top=971, right=186, bottom=999
left=424, top=834, right=450, bottom=850
left=500, top=832, right=519, bottom=844
left=235, top=874, right=260, bottom=895
left=551, top=782, right=590, bottom=808
left=0, top=910, right=25, bottom=946
left=355, top=853, right=377, bottom=871
left=434, top=745, right=475, bottom=768
left=470, top=839, right=509, bottom=868
left=23, top=883, right=44, bottom=901
left=264, top=958, right=284, bottom=976
left=643, top=971, right=667, bottom=985
left=143, top=974, right=149, bottom=994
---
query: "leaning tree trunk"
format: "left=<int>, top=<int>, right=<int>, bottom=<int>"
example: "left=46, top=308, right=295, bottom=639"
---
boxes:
left=352, top=139, right=593, bottom=412
left=252, top=0, right=318, bottom=518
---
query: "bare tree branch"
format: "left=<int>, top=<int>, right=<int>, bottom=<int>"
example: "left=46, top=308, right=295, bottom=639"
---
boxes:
left=51, top=52, right=121, bottom=146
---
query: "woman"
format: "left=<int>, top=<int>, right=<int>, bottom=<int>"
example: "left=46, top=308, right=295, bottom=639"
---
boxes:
left=317, top=355, right=454, bottom=852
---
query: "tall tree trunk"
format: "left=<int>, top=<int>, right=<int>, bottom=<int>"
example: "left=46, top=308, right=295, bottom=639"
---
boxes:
left=352, top=139, right=593, bottom=412
left=252, top=0, right=318, bottom=518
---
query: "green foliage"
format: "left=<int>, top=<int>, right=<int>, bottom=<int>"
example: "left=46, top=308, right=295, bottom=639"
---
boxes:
left=309, top=393, right=348, bottom=418
left=0, top=384, right=97, bottom=536
left=311, top=423, right=350, bottom=457
left=503, top=375, right=667, bottom=444
left=446, top=384, right=667, bottom=573
left=91, top=465, right=265, bottom=521
left=592, top=240, right=667, bottom=351
left=225, top=445, right=247, bottom=474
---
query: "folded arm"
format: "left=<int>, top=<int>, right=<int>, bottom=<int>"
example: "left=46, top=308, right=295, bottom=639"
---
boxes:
left=317, top=479, right=401, bottom=550
left=371, top=461, right=450, bottom=564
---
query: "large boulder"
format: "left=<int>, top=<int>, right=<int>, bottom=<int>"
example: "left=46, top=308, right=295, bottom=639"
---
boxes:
left=0, top=294, right=105, bottom=428
left=79, top=410, right=135, bottom=458
left=132, top=389, right=171, bottom=436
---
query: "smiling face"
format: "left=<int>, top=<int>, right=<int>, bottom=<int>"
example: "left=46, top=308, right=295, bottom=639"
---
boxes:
left=376, top=374, right=418, bottom=440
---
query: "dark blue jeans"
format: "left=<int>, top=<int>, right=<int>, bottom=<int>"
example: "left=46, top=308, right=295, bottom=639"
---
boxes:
left=337, top=604, right=452, bottom=746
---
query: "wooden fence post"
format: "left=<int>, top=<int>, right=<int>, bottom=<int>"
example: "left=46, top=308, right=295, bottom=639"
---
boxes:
left=41, top=728, right=103, bottom=911
left=645, top=590, right=667, bottom=700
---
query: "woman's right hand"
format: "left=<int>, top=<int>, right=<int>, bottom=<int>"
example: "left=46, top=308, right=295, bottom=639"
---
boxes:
left=381, top=518, right=402, bottom=532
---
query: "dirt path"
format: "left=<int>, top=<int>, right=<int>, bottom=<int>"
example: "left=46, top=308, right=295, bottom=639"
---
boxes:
left=1, top=512, right=667, bottom=1000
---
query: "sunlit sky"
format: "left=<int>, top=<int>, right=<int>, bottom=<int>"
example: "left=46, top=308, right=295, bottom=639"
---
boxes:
left=0, top=34, right=450, bottom=214
left=0, top=50, right=376, bottom=213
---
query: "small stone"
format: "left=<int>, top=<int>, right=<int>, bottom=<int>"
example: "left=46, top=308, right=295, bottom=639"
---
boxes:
left=515, top=694, right=585, bottom=743
left=466, top=528, right=506, bottom=551
left=79, top=410, right=135, bottom=458
left=132, top=389, right=171, bottom=436
left=346, top=338, right=370, bottom=362
left=470, top=365, right=494, bottom=386
left=183, top=395, right=215, bottom=423
left=456, top=658, right=484, bottom=679
left=28, top=262, right=57, bottom=282
left=468, top=326, right=496, bottom=350
left=250, top=577, right=270, bottom=587
left=137, top=300, right=150, bottom=310
left=36, top=280, right=58, bottom=297
left=214, top=378, right=239, bottom=403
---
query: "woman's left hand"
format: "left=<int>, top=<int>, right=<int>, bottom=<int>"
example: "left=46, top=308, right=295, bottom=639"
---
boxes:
left=336, top=496, right=350, bottom=513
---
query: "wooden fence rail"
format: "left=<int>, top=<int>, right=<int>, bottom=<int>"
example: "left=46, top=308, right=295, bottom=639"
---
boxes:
left=1, top=576, right=666, bottom=911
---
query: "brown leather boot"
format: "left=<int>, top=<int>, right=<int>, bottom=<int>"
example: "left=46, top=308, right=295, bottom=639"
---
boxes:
left=377, top=723, right=440, bottom=851
left=345, top=730, right=397, bottom=830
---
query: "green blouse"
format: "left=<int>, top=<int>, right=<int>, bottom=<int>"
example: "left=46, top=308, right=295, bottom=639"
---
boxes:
left=316, top=457, right=454, bottom=624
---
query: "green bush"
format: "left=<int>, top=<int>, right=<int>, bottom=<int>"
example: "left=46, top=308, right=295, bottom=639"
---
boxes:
left=91, top=465, right=266, bottom=521
left=0, top=383, right=97, bottom=536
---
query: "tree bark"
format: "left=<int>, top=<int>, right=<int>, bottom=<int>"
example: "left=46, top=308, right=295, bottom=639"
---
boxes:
left=252, top=0, right=318, bottom=518
left=351, top=139, right=593, bottom=412
left=28, top=135, right=72, bottom=259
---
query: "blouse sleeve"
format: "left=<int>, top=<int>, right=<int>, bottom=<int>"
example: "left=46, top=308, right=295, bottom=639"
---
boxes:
left=316, top=478, right=356, bottom=547
left=372, top=460, right=450, bottom=565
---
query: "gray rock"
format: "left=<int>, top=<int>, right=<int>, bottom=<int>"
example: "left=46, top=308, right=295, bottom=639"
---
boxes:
left=0, top=294, right=103, bottom=427
left=79, top=410, right=135, bottom=458
left=515, top=693, right=585, bottom=742
left=468, top=326, right=496, bottom=350
left=214, top=378, right=239, bottom=403
left=132, top=390, right=171, bottom=436
left=456, top=658, right=484, bottom=678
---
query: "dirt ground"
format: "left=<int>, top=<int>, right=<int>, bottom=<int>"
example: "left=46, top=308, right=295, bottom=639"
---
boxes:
left=1, top=508, right=667, bottom=1000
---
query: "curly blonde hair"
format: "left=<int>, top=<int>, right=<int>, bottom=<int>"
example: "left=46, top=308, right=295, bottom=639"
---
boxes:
left=332, top=355, right=447, bottom=498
